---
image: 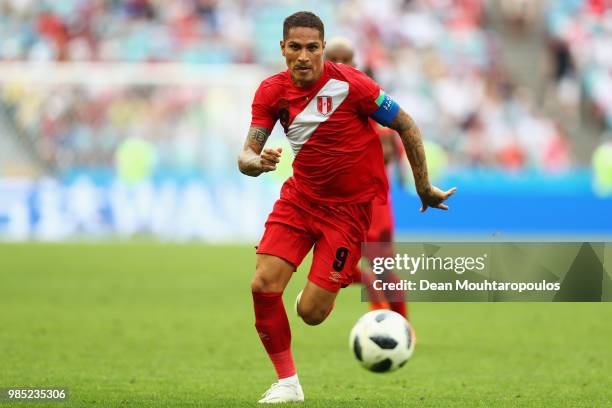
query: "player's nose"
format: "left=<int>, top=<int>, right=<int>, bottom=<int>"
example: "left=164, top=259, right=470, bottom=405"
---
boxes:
left=297, top=49, right=309, bottom=62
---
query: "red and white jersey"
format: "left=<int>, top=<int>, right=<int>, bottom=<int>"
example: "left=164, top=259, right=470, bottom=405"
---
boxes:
left=251, top=61, right=388, bottom=205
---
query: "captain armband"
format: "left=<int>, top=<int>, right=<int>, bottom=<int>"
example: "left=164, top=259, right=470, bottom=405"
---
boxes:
left=370, top=91, right=399, bottom=127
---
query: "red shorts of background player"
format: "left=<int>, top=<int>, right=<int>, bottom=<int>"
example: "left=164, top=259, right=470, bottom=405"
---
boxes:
left=363, top=192, right=395, bottom=263
left=354, top=193, right=395, bottom=283
left=366, top=195, right=394, bottom=243
left=257, top=178, right=372, bottom=293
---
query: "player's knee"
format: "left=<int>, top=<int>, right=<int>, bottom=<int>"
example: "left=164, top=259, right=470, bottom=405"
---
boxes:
left=250, top=275, right=267, bottom=292
left=251, top=266, right=283, bottom=293
left=297, top=303, right=328, bottom=326
left=301, top=310, right=327, bottom=326
left=251, top=274, right=283, bottom=293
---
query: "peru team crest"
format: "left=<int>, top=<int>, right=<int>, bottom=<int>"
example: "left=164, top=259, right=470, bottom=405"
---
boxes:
left=317, top=96, right=333, bottom=115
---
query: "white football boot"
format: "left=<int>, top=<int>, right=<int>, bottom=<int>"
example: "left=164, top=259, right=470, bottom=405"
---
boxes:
left=258, top=379, right=304, bottom=404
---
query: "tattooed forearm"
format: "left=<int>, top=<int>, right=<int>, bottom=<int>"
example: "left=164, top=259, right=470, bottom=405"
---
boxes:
left=248, top=127, right=270, bottom=147
left=238, top=126, right=271, bottom=177
left=389, top=109, right=431, bottom=194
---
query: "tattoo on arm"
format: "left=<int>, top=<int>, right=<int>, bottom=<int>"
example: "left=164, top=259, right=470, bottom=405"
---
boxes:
left=238, top=126, right=271, bottom=176
left=248, top=127, right=270, bottom=148
left=389, top=109, right=431, bottom=194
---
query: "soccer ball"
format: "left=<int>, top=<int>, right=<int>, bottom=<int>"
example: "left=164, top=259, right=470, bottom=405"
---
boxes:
left=349, top=310, right=415, bottom=373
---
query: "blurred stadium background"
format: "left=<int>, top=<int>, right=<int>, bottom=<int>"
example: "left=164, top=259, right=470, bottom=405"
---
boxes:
left=2, top=3, right=612, bottom=406
left=1, top=0, right=612, bottom=241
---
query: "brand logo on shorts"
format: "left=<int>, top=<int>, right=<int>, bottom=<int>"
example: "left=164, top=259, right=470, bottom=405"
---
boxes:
left=329, top=271, right=341, bottom=282
left=317, top=96, right=333, bottom=115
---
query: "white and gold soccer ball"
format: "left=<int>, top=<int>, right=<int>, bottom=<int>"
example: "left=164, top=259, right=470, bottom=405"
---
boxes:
left=349, top=310, right=415, bottom=373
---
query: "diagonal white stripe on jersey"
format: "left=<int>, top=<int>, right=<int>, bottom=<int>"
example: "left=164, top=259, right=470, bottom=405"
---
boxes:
left=287, top=78, right=349, bottom=156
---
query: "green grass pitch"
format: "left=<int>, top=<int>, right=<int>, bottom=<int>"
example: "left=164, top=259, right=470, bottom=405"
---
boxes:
left=1, top=243, right=611, bottom=407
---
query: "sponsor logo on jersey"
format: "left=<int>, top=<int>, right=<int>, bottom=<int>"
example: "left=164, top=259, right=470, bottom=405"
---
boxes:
left=317, top=96, right=333, bottom=115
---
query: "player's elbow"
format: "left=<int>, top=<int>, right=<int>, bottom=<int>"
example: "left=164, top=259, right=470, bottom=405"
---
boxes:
left=237, top=155, right=247, bottom=174
left=238, top=150, right=264, bottom=177
left=237, top=154, right=254, bottom=176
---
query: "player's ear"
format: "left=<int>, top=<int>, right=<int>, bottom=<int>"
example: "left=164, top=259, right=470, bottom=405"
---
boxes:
left=280, top=40, right=285, bottom=57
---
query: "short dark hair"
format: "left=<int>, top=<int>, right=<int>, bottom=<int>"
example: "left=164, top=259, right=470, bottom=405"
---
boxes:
left=283, top=11, right=324, bottom=40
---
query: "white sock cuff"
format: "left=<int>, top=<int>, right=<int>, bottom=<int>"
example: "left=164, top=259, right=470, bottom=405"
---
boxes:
left=278, top=374, right=299, bottom=385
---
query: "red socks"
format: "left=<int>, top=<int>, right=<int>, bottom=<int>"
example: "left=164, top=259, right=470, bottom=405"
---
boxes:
left=390, top=300, right=407, bottom=320
left=383, top=271, right=408, bottom=320
left=354, top=266, right=386, bottom=302
left=354, top=266, right=408, bottom=320
left=252, top=291, right=296, bottom=379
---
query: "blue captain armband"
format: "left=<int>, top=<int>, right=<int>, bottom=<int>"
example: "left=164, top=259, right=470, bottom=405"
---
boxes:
left=370, top=91, right=400, bottom=127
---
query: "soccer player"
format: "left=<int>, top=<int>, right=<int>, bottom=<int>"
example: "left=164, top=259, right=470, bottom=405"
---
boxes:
left=238, top=11, right=456, bottom=404
left=324, top=37, right=409, bottom=319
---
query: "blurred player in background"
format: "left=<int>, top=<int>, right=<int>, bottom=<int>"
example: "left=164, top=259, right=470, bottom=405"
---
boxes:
left=324, top=38, right=409, bottom=320
left=238, top=11, right=455, bottom=404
